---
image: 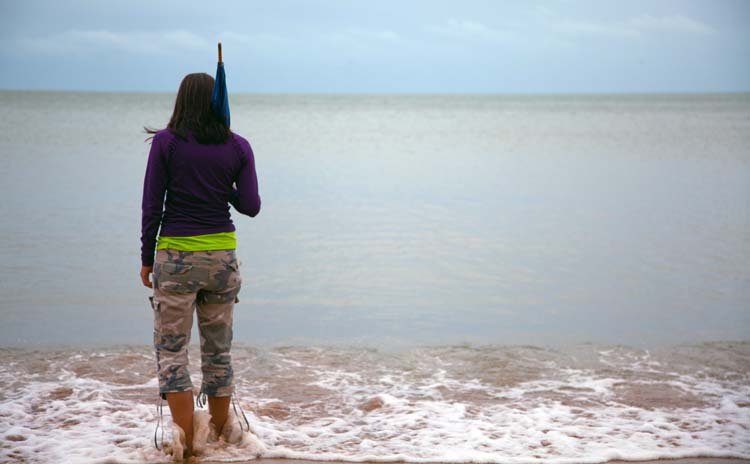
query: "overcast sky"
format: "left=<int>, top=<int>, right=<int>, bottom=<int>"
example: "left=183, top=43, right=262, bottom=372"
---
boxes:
left=0, top=0, right=748, bottom=93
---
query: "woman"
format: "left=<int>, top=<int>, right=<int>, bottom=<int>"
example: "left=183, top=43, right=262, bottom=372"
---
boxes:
left=140, top=72, right=261, bottom=459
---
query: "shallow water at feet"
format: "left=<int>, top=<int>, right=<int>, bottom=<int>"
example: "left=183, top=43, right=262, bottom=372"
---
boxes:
left=0, top=342, right=748, bottom=463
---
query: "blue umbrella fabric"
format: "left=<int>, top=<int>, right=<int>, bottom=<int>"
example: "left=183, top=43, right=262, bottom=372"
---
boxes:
left=211, top=42, right=231, bottom=128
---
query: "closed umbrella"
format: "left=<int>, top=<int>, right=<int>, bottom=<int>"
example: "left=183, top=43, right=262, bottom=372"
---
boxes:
left=211, top=42, right=230, bottom=128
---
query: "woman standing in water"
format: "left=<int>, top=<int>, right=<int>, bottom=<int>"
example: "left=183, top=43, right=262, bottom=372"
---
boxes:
left=140, top=72, right=261, bottom=459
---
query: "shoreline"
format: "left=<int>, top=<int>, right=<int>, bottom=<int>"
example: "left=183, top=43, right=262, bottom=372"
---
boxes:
left=199, top=459, right=750, bottom=464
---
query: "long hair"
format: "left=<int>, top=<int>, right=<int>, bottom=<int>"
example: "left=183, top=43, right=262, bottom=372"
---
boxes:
left=144, top=73, right=230, bottom=144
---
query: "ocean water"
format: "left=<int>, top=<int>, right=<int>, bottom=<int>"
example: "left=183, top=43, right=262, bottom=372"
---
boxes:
left=0, top=343, right=748, bottom=463
left=0, top=91, right=749, bottom=462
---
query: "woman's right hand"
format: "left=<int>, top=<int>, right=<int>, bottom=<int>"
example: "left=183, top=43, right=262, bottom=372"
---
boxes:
left=140, top=266, right=153, bottom=288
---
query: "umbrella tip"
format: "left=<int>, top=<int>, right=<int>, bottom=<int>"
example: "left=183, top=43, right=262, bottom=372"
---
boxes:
left=218, top=42, right=222, bottom=63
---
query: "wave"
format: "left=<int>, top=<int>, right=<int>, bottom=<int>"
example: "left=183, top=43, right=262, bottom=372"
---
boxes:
left=0, top=342, right=748, bottom=463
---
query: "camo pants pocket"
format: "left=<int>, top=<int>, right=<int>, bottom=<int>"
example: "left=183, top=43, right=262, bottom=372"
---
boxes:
left=153, top=252, right=203, bottom=293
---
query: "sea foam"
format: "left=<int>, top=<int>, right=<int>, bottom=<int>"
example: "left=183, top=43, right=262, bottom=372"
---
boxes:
left=0, top=343, right=748, bottom=463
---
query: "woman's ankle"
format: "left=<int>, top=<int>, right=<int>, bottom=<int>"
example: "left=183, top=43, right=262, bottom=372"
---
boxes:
left=207, top=395, right=231, bottom=435
left=210, top=414, right=227, bottom=435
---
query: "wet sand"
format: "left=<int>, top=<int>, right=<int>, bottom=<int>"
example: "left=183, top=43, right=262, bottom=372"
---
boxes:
left=200, top=459, right=750, bottom=464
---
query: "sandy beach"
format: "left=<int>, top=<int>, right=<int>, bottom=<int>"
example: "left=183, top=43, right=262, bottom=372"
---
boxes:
left=200, top=459, right=750, bottom=464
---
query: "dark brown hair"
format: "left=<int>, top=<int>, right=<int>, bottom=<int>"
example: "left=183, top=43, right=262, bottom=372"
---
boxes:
left=144, top=72, right=230, bottom=144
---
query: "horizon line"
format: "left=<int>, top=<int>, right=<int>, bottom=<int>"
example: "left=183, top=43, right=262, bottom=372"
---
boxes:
left=1, top=88, right=749, bottom=97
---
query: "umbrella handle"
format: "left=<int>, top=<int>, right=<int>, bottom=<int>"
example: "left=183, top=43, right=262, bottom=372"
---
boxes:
left=218, top=42, right=222, bottom=63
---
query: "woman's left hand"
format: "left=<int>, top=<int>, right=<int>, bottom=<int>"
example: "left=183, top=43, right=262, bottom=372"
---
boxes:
left=141, top=266, right=153, bottom=288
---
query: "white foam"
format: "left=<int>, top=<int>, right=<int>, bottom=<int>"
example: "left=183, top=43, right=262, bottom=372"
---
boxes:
left=192, top=409, right=212, bottom=455
left=0, top=344, right=748, bottom=463
left=0, top=372, right=166, bottom=463
left=167, top=423, right=186, bottom=461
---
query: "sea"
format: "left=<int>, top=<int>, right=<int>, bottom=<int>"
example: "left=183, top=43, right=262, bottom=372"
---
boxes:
left=0, top=91, right=748, bottom=463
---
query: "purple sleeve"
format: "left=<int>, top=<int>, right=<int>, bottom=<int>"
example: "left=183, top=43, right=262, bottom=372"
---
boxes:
left=230, top=139, right=261, bottom=217
left=140, top=133, right=168, bottom=266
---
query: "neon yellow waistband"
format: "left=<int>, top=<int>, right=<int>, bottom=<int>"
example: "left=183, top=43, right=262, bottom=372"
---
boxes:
left=156, top=231, right=236, bottom=251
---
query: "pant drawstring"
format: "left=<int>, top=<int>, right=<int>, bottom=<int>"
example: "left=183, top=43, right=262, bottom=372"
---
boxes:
left=154, top=395, right=164, bottom=450
left=231, top=391, right=251, bottom=432
left=196, top=389, right=249, bottom=432
left=196, top=390, right=208, bottom=408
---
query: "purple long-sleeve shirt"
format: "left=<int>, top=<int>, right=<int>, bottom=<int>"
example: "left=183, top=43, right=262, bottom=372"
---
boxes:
left=140, top=128, right=261, bottom=266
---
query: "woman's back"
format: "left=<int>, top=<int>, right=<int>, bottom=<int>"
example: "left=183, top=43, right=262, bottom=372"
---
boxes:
left=140, top=127, right=260, bottom=267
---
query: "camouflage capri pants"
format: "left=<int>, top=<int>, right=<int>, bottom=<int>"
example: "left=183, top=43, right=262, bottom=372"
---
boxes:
left=149, top=249, right=241, bottom=399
